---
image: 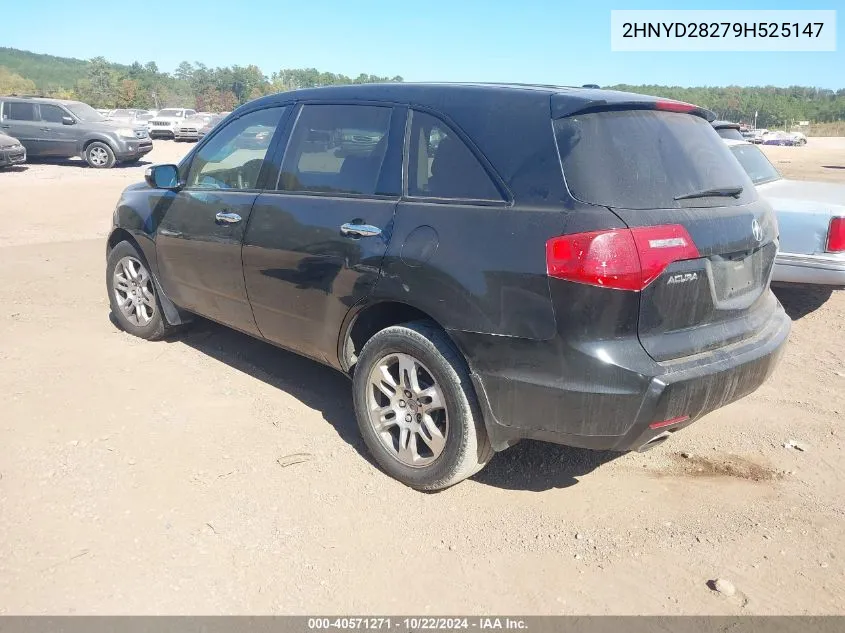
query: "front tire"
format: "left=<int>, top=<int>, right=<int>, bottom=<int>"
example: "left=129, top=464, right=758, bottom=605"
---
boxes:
left=85, top=141, right=116, bottom=169
left=352, top=321, right=493, bottom=490
left=107, top=241, right=169, bottom=340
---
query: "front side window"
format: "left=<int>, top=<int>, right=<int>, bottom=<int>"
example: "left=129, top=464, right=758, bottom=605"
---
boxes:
left=5, top=102, right=37, bottom=122
left=39, top=104, right=67, bottom=124
left=279, top=104, right=392, bottom=196
left=185, top=107, right=286, bottom=190
left=406, top=110, right=502, bottom=201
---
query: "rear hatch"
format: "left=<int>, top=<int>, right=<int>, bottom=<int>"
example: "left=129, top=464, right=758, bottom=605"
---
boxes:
left=554, top=107, right=779, bottom=362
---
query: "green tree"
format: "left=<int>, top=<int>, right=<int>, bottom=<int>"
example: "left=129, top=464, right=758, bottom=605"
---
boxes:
left=0, top=66, right=37, bottom=94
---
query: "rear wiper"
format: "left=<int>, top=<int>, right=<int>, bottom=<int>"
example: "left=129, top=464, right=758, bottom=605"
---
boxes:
left=674, top=186, right=744, bottom=201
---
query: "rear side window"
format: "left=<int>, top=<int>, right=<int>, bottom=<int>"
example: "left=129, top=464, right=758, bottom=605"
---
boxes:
left=554, top=110, right=754, bottom=209
left=5, top=102, right=36, bottom=121
left=407, top=110, right=502, bottom=201
left=279, top=104, right=392, bottom=196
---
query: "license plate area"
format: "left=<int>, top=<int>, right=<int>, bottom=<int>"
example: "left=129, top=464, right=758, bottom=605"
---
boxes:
left=709, top=243, right=775, bottom=304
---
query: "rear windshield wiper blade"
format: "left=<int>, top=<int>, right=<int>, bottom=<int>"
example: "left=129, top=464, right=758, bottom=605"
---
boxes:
left=674, top=186, right=744, bottom=201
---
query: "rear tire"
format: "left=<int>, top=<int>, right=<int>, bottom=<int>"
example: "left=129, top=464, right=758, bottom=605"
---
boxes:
left=107, top=240, right=169, bottom=340
left=85, top=141, right=116, bottom=169
left=352, top=320, right=493, bottom=490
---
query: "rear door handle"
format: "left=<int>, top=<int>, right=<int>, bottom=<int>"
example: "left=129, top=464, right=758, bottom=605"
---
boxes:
left=215, top=211, right=242, bottom=224
left=340, top=223, right=381, bottom=237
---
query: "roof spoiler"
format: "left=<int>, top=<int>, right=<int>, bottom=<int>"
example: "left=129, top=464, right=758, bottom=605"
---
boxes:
left=551, top=91, right=715, bottom=122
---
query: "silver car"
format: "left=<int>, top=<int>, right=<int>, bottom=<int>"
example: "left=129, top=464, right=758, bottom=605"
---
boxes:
left=174, top=113, right=215, bottom=142
left=724, top=138, right=845, bottom=286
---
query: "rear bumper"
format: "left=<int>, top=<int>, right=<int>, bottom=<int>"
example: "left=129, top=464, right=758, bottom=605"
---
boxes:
left=772, top=252, right=845, bottom=286
left=461, top=304, right=791, bottom=452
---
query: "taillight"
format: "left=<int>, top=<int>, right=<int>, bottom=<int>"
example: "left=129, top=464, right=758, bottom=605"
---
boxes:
left=827, top=217, right=845, bottom=252
left=655, top=99, right=696, bottom=113
left=546, top=224, right=699, bottom=292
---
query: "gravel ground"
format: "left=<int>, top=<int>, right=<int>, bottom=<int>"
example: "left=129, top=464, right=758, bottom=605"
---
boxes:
left=0, top=139, right=843, bottom=615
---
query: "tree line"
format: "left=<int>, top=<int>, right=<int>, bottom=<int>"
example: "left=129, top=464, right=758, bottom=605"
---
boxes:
left=0, top=48, right=402, bottom=112
left=1, top=47, right=844, bottom=126
left=608, top=84, right=845, bottom=129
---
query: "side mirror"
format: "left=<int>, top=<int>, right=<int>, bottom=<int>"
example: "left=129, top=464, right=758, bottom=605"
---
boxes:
left=62, top=116, right=75, bottom=125
left=144, top=164, right=181, bottom=190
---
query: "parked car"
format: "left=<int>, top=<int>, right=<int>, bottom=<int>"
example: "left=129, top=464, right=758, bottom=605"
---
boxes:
left=789, top=131, right=808, bottom=146
left=174, top=113, right=215, bottom=142
left=148, top=108, right=197, bottom=138
left=196, top=113, right=227, bottom=140
left=109, top=109, right=155, bottom=131
left=762, top=130, right=802, bottom=146
left=743, top=129, right=766, bottom=144
left=724, top=138, right=844, bottom=286
left=712, top=120, right=744, bottom=141
left=135, top=112, right=156, bottom=132
left=107, top=108, right=146, bottom=121
left=0, top=130, right=26, bottom=167
left=0, top=96, right=152, bottom=168
left=106, top=84, right=789, bottom=489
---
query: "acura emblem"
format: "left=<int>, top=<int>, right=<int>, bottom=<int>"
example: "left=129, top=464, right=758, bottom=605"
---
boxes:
left=751, top=219, right=763, bottom=242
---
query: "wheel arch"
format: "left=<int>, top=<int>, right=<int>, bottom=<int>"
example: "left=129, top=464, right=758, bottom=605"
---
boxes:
left=106, top=228, right=188, bottom=326
left=338, top=300, right=470, bottom=376
left=82, top=135, right=119, bottom=155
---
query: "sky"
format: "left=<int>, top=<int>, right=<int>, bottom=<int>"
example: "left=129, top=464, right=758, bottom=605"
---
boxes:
left=2, top=0, right=842, bottom=88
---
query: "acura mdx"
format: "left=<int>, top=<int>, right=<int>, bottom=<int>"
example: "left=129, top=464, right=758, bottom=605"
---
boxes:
left=105, top=84, right=790, bottom=489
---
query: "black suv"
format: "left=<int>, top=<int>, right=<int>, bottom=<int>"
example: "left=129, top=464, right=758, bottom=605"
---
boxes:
left=105, top=84, right=790, bottom=490
left=0, top=96, right=152, bottom=168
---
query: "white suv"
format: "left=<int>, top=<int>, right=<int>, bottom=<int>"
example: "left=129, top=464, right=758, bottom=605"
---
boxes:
left=148, top=108, right=196, bottom=138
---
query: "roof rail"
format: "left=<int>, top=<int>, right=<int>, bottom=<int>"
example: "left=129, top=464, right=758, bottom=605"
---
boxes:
left=6, top=93, right=46, bottom=99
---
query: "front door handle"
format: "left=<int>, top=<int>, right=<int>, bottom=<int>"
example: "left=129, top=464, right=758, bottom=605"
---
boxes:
left=215, top=211, right=242, bottom=224
left=340, top=223, right=381, bottom=238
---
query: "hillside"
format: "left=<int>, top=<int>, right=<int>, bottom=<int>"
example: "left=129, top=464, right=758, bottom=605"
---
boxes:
left=0, top=47, right=95, bottom=90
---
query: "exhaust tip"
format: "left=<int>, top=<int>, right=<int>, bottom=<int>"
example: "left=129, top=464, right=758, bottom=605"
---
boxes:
left=637, top=431, right=672, bottom=452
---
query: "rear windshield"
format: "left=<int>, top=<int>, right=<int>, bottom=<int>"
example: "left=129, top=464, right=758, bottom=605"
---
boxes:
left=716, top=127, right=745, bottom=141
left=554, top=110, right=754, bottom=209
left=730, top=144, right=781, bottom=185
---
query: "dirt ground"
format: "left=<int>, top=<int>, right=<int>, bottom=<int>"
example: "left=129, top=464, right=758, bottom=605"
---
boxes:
left=0, top=138, right=843, bottom=615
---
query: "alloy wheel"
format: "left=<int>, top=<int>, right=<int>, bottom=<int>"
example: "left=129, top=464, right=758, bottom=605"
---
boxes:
left=89, top=146, right=109, bottom=167
left=366, top=352, right=449, bottom=467
left=112, top=256, right=156, bottom=326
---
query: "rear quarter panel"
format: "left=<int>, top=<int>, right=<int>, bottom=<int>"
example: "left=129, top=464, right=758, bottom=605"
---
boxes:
left=757, top=180, right=845, bottom=255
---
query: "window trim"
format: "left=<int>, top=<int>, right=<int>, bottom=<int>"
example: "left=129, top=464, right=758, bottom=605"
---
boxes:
left=178, top=105, right=290, bottom=194
left=270, top=101, right=401, bottom=201
left=401, top=107, right=512, bottom=207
